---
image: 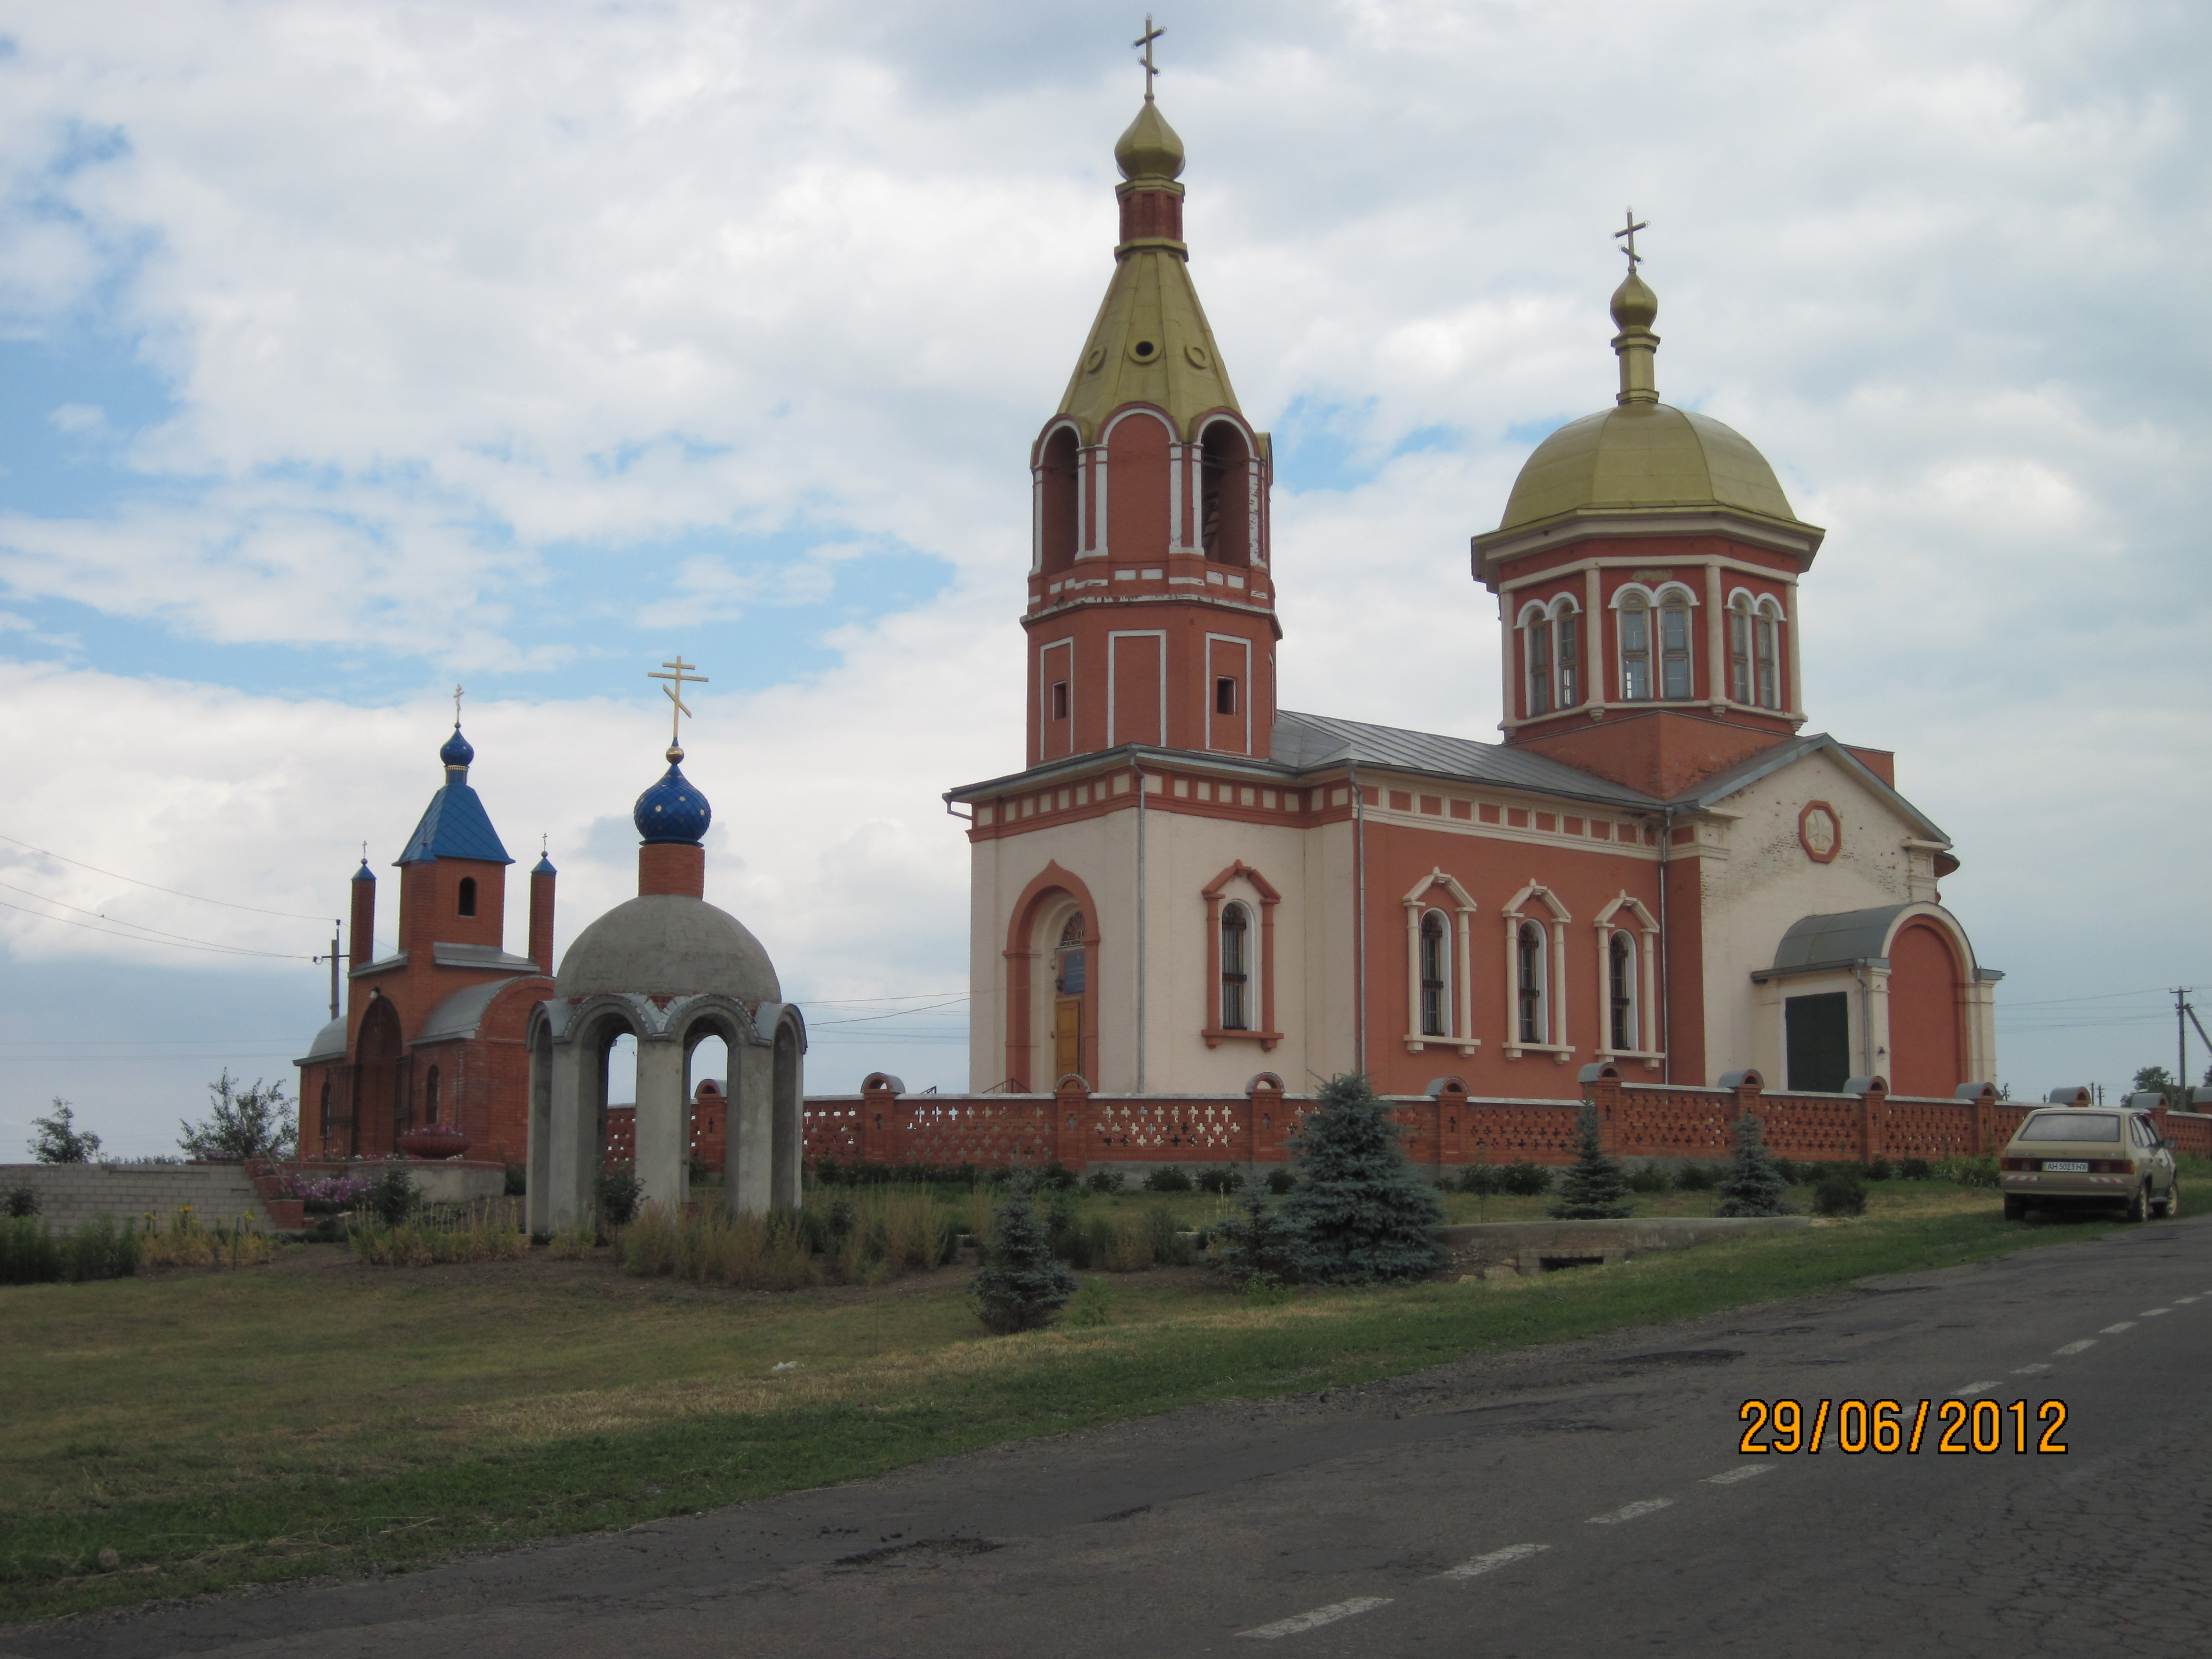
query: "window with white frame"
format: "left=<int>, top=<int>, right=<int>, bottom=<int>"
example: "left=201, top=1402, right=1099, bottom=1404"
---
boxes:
left=1659, top=591, right=1693, bottom=698
left=1608, top=930, right=1637, bottom=1052
left=1419, top=910, right=1449, bottom=1037
left=1516, top=921, right=1548, bottom=1045
left=1555, top=599, right=1581, bottom=708
left=1619, top=594, right=1651, bottom=701
left=1526, top=608, right=1553, bottom=716
left=1754, top=597, right=1782, bottom=709
left=1729, top=594, right=1755, bottom=703
left=1220, top=902, right=1252, bottom=1031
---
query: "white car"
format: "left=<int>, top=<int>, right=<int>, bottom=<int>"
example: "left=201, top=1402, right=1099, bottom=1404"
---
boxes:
left=1999, top=1106, right=2179, bottom=1223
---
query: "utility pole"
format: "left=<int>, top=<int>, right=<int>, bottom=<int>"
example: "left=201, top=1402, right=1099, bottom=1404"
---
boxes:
left=2177, top=987, right=2210, bottom=1105
left=312, top=921, right=342, bottom=1021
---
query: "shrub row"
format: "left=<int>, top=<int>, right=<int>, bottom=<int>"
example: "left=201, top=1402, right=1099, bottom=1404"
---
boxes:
left=0, top=1214, right=140, bottom=1284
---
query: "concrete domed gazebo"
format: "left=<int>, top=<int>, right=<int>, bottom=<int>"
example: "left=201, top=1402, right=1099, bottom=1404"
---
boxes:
left=526, top=669, right=805, bottom=1232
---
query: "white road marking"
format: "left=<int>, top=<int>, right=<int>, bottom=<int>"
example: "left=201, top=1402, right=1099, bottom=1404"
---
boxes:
left=1705, top=1466, right=1775, bottom=1485
left=2141, top=1308, right=2171, bottom=1317
left=1951, top=1381, right=1998, bottom=1397
left=2012, top=1363, right=2052, bottom=1375
left=2100, top=1322, right=2137, bottom=1334
left=2176, top=1296, right=2199, bottom=1305
left=2054, top=1340, right=2096, bottom=1355
left=1441, top=1543, right=1550, bottom=1579
left=1588, top=1498, right=1674, bottom=1525
left=1239, top=1598, right=1393, bottom=1639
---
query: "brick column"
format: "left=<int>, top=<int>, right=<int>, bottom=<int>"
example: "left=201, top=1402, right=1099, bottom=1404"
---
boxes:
left=1582, top=1063, right=1623, bottom=1154
left=1858, top=1077, right=1890, bottom=1162
left=860, top=1075, right=899, bottom=1166
left=1249, top=1075, right=1286, bottom=1163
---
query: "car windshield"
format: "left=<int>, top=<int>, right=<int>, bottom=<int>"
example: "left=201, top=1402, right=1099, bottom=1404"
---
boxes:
left=2017, top=1113, right=2121, bottom=1143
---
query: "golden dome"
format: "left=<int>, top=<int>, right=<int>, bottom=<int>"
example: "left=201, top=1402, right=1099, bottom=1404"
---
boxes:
left=1499, top=402, right=1798, bottom=530
left=1610, top=269, right=1657, bottom=330
left=1115, top=99, right=1185, bottom=181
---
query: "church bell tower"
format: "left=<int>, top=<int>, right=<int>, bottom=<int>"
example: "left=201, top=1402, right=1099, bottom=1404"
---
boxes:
left=1023, top=89, right=1277, bottom=768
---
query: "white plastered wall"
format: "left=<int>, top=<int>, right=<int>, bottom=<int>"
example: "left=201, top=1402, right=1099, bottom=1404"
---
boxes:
left=1697, top=749, right=1933, bottom=1087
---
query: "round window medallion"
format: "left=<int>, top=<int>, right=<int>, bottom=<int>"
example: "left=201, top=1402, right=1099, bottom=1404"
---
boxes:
left=1798, top=801, right=1841, bottom=864
left=1083, top=346, right=1105, bottom=372
left=1185, top=342, right=1211, bottom=368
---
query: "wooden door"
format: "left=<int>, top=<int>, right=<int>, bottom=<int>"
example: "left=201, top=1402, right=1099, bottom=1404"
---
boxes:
left=1053, top=997, right=1082, bottom=1082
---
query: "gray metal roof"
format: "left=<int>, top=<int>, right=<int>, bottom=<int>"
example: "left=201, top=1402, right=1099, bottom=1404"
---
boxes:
left=297, top=1015, right=347, bottom=1066
left=1270, top=711, right=1661, bottom=807
left=1757, top=904, right=1968, bottom=981
left=417, top=977, right=530, bottom=1045
left=431, top=942, right=540, bottom=973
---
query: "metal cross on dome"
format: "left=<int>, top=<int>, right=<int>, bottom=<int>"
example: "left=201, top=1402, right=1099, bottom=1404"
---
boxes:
left=1133, top=14, right=1164, bottom=99
left=648, top=656, right=708, bottom=760
left=1615, top=208, right=1649, bottom=273
left=451, top=683, right=463, bottom=724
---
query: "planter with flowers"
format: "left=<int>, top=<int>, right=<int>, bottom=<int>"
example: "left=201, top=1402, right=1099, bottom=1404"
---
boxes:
left=398, top=1125, right=472, bottom=1161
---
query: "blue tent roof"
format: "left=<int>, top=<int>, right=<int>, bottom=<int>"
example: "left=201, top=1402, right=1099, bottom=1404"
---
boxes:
left=397, top=777, right=513, bottom=865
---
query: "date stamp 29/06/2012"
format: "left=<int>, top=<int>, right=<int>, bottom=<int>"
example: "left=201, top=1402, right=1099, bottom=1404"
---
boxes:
left=1739, top=1399, right=2068, bottom=1456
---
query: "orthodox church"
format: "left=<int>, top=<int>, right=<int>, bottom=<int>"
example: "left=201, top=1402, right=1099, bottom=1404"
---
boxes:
left=947, top=93, right=2001, bottom=1103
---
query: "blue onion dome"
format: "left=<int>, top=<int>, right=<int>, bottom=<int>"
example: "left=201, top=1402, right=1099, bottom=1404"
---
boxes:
left=634, top=763, right=711, bottom=844
left=439, top=723, right=475, bottom=770
left=531, top=852, right=557, bottom=875
left=353, top=856, right=375, bottom=883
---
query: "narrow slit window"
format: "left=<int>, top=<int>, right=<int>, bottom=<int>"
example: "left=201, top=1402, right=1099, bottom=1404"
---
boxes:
left=1557, top=608, right=1580, bottom=707
left=1660, top=598, right=1692, bottom=698
left=457, top=876, right=477, bottom=918
left=1755, top=613, right=1780, bottom=709
left=1215, top=676, right=1238, bottom=716
left=1052, top=681, right=1070, bottom=721
left=1620, top=599, right=1651, bottom=701
left=1729, top=601, right=1753, bottom=703
left=1527, top=618, right=1553, bottom=716
left=1420, top=910, right=1449, bottom=1037
left=1516, top=921, right=1547, bottom=1045
left=1609, top=931, right=1637, bottom=1052
left=424, top=1065, right=441, bottom=1125
left=1220, top=903, right=1251, bottom=1031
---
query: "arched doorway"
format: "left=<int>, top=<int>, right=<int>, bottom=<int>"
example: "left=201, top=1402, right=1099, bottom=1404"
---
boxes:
left=354, top=997, right=404, bottom=1155
left=1888, top=920, right=1965, bottom=1097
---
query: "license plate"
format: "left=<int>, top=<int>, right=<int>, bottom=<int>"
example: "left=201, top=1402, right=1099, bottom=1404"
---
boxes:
left=2042, top=1161, right=2089, bottom=1173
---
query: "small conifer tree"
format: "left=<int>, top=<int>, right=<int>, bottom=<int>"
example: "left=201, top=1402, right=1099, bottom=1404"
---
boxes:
left=1714, top=1114, right=1796, bottom=1217
left=970, top=1171, right=1077, bottom=1333
left=1207, top=1181, right=1297, bottom=1287
left=1548, top=1103, right=1633, bottom=1219
left=1274, top=1074, right=1445, bottom=1285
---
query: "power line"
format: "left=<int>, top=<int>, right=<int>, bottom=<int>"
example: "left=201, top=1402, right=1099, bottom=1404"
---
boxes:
left=0, top=831, right=332, bottom=922
left=0, top=895, right=315, bottom=961
left=0, top=877, right=314, bottom=958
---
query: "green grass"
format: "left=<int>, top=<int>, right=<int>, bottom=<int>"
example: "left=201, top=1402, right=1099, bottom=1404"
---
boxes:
left=1, top=1179, right=2188, bottom=1624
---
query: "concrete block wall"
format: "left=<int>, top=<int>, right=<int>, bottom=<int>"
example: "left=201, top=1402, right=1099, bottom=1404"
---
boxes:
left=0, top=1163, right=267, bottom=1231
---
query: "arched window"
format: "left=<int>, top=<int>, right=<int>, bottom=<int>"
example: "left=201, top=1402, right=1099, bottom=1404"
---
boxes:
left=1554, top=598, right=1582, bottom=708
left=457, top=877, right=477, bottom=918
left=1220, top=902, right=1252, bottom=1030
left=1201, top=423, right=1252, bottom=566
left=1526, top=611, right=1553, bottom=716
left=1754, top=597, right=1782, bottom=710
left=1039, top=426, right=1079, bottom=576
left=1728, top=593, right=1755, bottom=704
left=1619, top=593, right=1651, bottom=700
left=1419, top=910, right=1449, bottom=1037
left=1659, top=592, right=1693, bottom=698
left=1516, top=922, right=1548, bottom=1045
left=1609, top=931, right=1637, bottom=1052
left=424, top=1064, right=441, bottom=1125
left=1055, top=912, right=1087, bottom=995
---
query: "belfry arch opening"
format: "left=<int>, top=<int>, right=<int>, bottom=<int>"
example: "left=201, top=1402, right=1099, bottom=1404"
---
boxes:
left=1039, top=426, right=1079, bottom=576
left=1201, top=422, right=1251, bottom=566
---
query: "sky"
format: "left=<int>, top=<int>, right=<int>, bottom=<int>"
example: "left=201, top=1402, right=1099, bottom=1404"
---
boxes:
left=1, top=0, right=2206, bottom=1158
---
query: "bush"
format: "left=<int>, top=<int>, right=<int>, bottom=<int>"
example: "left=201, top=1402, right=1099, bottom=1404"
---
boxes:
left=1146, top=1204, right=1194, bottom=1266
left=4, top=1183, right=38, bottom=1218
left=1773, top=1159, right=1820, bottom=1187
left=352, top=1211, right=528, bottom=1269
left=1, top=1215, right=63, bottom=1282
left=1195, top=1165, right=1241, bottom=1195
left=140, top=1210, right=274, bottom=1270
left=1898, top=1157, right=1932, bottom=1180
left=1142, top=1164, right=1193, bottom=1193
left=594, top=1164, right=643, bottom=1228
left=1932, top=1155, right=2000, bottom=1189
left=1812, top=1165, right=1867, bottom=1217
left=28, top=1100, right=100, bottom=1165
left=1673, top=1162, right=1719, bottom=1192
left=1864, top=1156, right=1893, bottom=1182
left=1035, top=1160, right=1081, bottom=1192
left=1084, top=1167, right=1128, bottom=1194
left=1062, top=1276, right=1115, bottom=1328
left=970, top=1173, right=1077, bottom=1333
left=1626, top=1164, right=1671, bottom=1193
left=812, top=1157, right=985, bottom=1188
left=1714, top=1117, right=1796, bottom=1218
left=1207, top=1187, right=1297, bottom=1287
left=1266, top=1168, right=1297, bottom=1195
left=504, top=1164, right=529, bottom=1196
left=1272, top=1074, right=1446, bottom=1285
left=1550, top=1104, right=1633, bottom=1220
left=1456, top=1159, right=1501, bottom=1197
left=177, top=1071, right=296, bottom=1162
left=367, top=1166, right=419, bottom=1228
left=0, top=1214, right=139, bottom=1283
left=1500, top=1162, right=1553, bottom=1197
left=616, top=1203, right=817, bottom=1289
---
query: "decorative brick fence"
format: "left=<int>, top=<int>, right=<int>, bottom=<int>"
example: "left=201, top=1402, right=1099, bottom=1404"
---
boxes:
left=800, top=1069, right=2212, bottom=1176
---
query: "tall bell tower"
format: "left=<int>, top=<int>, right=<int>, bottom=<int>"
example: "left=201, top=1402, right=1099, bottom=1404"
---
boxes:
left=1023, top=90, right=1277, bottom=769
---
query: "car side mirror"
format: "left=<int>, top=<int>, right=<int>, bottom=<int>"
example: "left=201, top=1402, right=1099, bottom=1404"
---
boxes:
left=2161, top=1136, right=2177, bottom=1150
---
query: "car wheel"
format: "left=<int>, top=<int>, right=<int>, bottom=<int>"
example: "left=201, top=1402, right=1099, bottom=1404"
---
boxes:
left=2124, top=1182, right=2148, bottom=1224
left=2152, top=1178, right=2179, bottom=1219
left=2003, top=1194, right=2027, bottom=1222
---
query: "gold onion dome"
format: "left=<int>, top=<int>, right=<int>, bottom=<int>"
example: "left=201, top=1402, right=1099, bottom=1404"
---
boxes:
left=1115, top=98, right=1185, bottom=180
left=1496, top=267, right=1803, bottom=534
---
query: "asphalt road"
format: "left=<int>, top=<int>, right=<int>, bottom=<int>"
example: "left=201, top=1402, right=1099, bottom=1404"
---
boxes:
left=11, top=1215, right=2210, bottom=1658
